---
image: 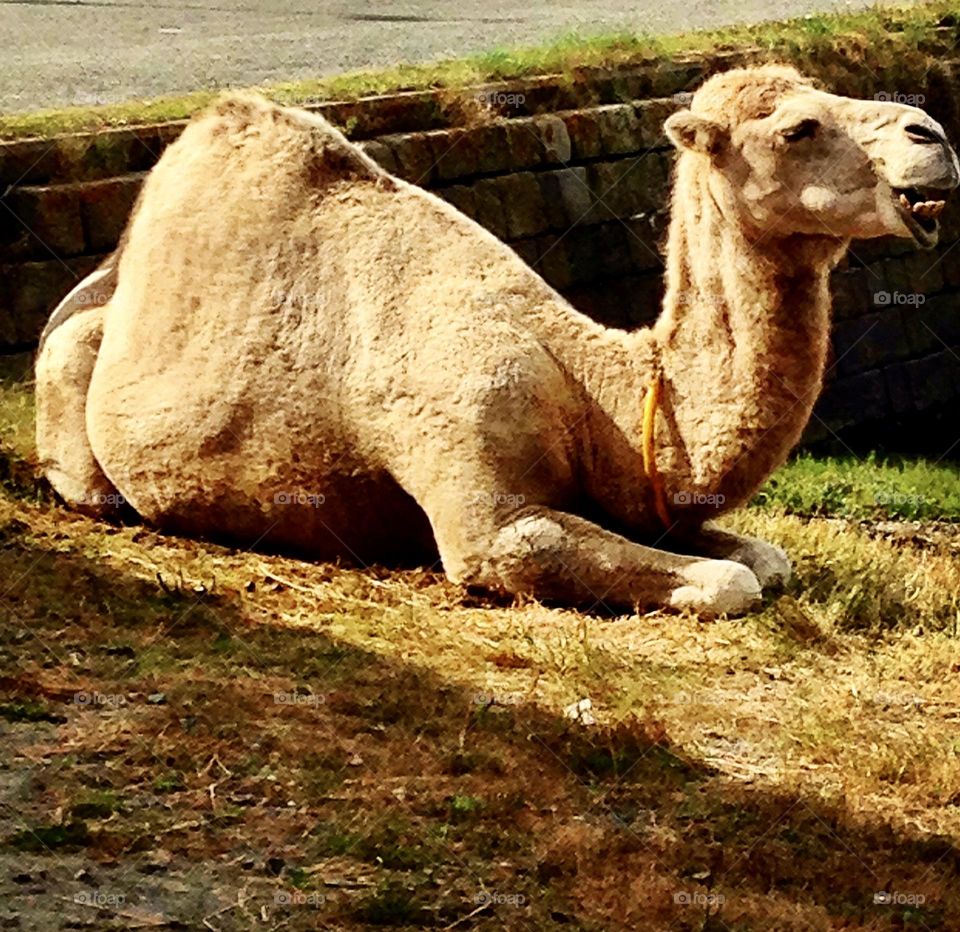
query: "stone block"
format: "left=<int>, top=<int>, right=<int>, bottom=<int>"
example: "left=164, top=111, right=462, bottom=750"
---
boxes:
left=534, top=235, right=573, bottom=290
left=79, top=174, right=144, bottom=253
left=470, top=177, right=508, bottom=240
left=385, top=132, right=437, bottom=186
left=6, top=254, right=103, bottom=345
left=832, top=309, right=911, bottom=376
left=906, top=350, right=960, bottom=410
left=815, top=369, right=888, bottom=431
left=633, top=98, right=681, bottom=149
left=563, top=225, right=603, bottom=286
left=593, top=104, right=643, bottom=156
left=511, top=239, right=540, bottom=268
left=537, top=167, right=592, bottom=231
left=904, top=292, right=960, bottom=355
left=622, top=214, right=667, bottom=271
left=587, top=154, right=667, bottom=222
left=471, top=123, right=512, bottom=175
left=502, top=121, right=544, bottom=172
left=829, top=268, right=873, bottom=320
left=359, top=139, right=401, bottom=176
left=428, top=127, right=479, bottom=182
left=0, top=138, right=62, bottom=188
left=533, top=115, right=572, bottom=165
left=942, top=248, right=960, bottom=288
left=883, top=362, right=916, bottom=414
left=428, top=124, right=513, bottom=181
left=1, top=183, right=86, bottom=259
left=883, top=251, right=944, bottom=296
left=562, top=110, right=604, bottom=160
left=439, top=185, right=478, bottom=221
left=498, top=172, right=549, bottom=240
left=57, top=130, right=136, bottom=183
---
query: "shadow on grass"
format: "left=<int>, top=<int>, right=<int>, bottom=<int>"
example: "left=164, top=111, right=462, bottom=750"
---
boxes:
left=0, top=526, right=956, bottom=931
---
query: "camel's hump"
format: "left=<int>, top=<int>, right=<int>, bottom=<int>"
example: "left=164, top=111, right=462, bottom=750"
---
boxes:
left=183, top=91, right=387, bottom=187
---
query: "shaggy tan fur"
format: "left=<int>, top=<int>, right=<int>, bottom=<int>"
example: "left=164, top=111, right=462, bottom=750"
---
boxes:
left=35, top=67, right=959, bottom=613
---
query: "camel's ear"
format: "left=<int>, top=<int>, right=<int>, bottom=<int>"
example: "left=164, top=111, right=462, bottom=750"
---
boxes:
left=664, top=111, right=727, bottom=156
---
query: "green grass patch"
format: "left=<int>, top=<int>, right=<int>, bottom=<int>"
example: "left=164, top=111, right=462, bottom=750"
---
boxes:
left=0, top=697, right=66, bottom=724
left=2, top=2, right=960, bottom=139
left=152, top=771, right=186, bottom=793
left=70, top=789, right=122, bottom=819
left=6, top=820, right=91, bottom=852
left=753, top=452, right=960, bottom=521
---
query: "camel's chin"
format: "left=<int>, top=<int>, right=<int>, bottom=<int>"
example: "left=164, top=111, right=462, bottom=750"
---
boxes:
left=900, top=213, right=940, bottom=249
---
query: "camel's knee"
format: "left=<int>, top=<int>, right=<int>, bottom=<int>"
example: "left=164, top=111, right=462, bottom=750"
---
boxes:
left=35, top=306, right=120, bottom=516
left=455, top=510, right=570, bottom=594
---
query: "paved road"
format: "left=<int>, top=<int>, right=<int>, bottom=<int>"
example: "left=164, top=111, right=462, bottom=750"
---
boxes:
left=1, top=0, right=904, bottom=113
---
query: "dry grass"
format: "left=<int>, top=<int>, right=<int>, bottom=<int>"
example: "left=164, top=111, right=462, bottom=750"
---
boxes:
left=2, top=358, right=960, bottom=928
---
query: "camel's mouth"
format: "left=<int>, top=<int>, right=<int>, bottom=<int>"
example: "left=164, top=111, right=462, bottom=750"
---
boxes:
left=893, top=186, right=950, bottom=246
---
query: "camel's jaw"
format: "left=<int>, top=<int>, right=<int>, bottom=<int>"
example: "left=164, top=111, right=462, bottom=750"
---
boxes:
left=892, top=185, right=951, bottom=248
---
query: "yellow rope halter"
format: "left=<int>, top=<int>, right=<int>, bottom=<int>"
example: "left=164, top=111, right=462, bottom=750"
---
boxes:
left=641, top=374, right=672, bottom=528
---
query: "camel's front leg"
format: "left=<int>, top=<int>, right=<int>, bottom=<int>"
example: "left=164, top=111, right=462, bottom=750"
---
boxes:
left=441, top=505, right=761, bottom=614
left=668, top=523, right=791, bottom=589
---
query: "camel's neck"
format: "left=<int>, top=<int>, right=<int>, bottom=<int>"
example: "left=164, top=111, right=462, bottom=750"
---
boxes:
left=524, top=156, right=847, bottom=525
left=646, top=155, right=846, bottom=501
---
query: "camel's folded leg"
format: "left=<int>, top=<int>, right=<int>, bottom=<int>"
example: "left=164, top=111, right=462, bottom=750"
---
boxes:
left=438, top=504, right=761, bottom=614
left=35, top=303, right=123, bottom=517
left=668, top=522, right=792, bottom=589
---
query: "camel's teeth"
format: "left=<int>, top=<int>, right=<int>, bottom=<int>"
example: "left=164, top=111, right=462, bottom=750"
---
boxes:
left=911, top=199, right=946, bottom=219
left=899, top=192, right=912, bottom=210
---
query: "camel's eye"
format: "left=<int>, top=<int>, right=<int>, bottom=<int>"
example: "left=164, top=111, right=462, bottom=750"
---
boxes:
left=782, top=119, right=819, bottom=142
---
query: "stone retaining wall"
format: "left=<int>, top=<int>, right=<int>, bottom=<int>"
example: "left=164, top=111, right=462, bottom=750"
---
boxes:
left=3, top=47, right=960, bottom=449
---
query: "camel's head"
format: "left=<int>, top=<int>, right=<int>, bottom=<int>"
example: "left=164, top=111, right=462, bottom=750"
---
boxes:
left=665, top=65, right=960, bottom=248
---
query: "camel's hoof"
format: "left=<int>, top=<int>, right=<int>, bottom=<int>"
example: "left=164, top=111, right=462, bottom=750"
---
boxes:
left=729, top=538, right=792, bottom=589
left=669, top=560, right=762, bottom=616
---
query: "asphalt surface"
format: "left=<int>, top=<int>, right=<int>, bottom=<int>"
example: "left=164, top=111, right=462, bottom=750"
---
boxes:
left=1, top=0, right=902, bottom=113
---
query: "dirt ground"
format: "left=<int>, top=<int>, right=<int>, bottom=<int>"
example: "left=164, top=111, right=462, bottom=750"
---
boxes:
left=2, top=480, right=960, bottom=929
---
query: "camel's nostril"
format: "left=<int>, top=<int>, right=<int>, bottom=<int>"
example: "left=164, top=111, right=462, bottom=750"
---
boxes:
left=905, top=123, right=947, bottom=146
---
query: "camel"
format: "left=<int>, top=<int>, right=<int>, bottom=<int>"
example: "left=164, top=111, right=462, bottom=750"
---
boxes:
left=35, top=65, right=959, bottom=614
